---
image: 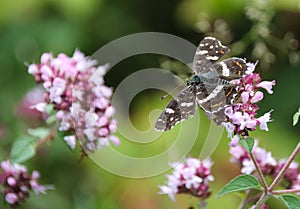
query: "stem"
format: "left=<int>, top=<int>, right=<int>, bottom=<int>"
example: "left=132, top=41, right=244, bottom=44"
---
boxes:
left=197, top=200, right=207, bottom=209
left=238, top=195, right=249, bottom=209
left=237, top=191, right=260, bottom=209
left=249, top=152, right=268, bottom=191
left=269, top=142, right=300, bottom=191
left=272, top=189, right=300, bottom=195
left=254, top=192, right=271, bottom=209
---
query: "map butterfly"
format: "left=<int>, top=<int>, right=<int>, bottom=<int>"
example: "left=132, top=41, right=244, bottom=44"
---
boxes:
left=155, top=37, right=247, bottom=131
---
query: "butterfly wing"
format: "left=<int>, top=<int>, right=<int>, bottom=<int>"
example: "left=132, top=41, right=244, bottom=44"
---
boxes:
left=155, top=86, right=197, bottom=131
left=211, top=57, right=247, bottom=80
left=192, top=37, right=230, bottom=74
left=196, top=58, right=247, bottom=122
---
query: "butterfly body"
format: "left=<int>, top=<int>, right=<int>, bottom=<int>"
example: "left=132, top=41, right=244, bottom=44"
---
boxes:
left=155, top=37, right=248, bottom=131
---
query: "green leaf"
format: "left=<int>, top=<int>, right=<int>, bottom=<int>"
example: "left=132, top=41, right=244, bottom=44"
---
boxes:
left=240, top=137, right=255, bottom=153
left=279, top=194, right=300, bottom=209
left=292, top=107, right=300, bottom=126
left=216, top=174, right=262, bottom=197
left=10, top=136, right=37, bottom=163
left=28, top=127, right=50, bottom=139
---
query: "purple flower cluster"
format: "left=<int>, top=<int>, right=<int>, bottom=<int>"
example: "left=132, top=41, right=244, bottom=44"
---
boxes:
left=230, top=141, right=300, bottom=191
left=28, top=50, right=119, bottom=152
left=0, top=160, right=49, bottom=208
left=159, top=158, right=214, bottom=201
left=221, top=62, right=276, bottom=146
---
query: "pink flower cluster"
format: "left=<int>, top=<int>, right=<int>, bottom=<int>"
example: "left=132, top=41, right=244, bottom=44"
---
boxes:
left=159, top=158, right=214, bottom=201
left=221, top=62, right=275, bottom=146
left=0, top=160, right=49, bottom=208
left=28, top=50, right=119, bottom=152
left=230, top=141, right=300, bottom=190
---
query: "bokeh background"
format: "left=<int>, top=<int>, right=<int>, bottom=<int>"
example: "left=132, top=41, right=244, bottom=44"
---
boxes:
left=0, top=0, right=300, bottom=208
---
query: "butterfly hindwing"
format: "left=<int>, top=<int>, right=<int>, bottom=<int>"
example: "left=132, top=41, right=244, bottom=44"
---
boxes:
left=212, top=58, right=247, bottom=80
left=155, top=86, right=197, bottom=131
left=196, top=58, right=247, bottom=113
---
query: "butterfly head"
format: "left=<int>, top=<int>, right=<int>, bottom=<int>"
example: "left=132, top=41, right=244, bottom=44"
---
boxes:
left=187, top=74, right=204, bottom=87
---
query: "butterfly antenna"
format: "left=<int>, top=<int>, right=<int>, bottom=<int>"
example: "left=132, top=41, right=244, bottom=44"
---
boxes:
left=160, top=83, right=185, bottom=100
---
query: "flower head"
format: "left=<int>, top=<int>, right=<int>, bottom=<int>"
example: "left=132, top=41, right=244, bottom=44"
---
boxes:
left=28, top=50, right=119, bottom=152
left=221, top=61, right=275, bottom=145
left=230, top=141, right=300, bottom=191
left=0, top=160, right=50, bottom=208
left=159, top=158, right=214, bottom=201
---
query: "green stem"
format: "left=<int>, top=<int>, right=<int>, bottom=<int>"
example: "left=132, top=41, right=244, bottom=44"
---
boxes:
left=269, top=143, right=300, bottom=191
left=249, top=152, right=268, bottom=191
left=254, top=192, right=271, bottom=209
left=198, top=200, right=207, bottom=209
left=272, top=189, right=300, bottom=195
left=238, top=192, right=251, bottom=209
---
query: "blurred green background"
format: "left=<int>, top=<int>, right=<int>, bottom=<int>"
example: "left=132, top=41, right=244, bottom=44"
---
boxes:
left=0, top=0, right=300, bottom=208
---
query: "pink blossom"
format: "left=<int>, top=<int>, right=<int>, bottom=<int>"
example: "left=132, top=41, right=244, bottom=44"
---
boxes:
left=257, top=111, right=272, bottom=131
left=64, top=135, right=76, bottom=149
left=0, top=160, right=50, bottom=207
left=256, top=80, right=276, bottom=94
left=5, top=193, right=18, bottom=204
left=28, top=50, right=118, bottom=152
left=30, top=102, right=47, bottom=112
left=230, top=140, right=300, bottom=191
left=230, top=135, right=240, bottom=147
left=241, top=91, right=250, bottom=103
left=16, top=87, right=46, bottom=123
left=159, top=158, right=213, bottom=201
left=159, top=185, right=176, bottom=201
left=220, top=61, right=275, bottom=144
left=222, top=122, right=235, bottom=138
left=246, top=60, right=259, bottom=74
left=109, top=135, right=120, bottom=146
left=7, top=177, right=16, bottom=186
left=251, top=91, right=264, bottom=103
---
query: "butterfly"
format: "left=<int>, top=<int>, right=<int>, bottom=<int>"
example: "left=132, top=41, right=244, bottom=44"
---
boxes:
left=155, top=37, right=247, bottom=131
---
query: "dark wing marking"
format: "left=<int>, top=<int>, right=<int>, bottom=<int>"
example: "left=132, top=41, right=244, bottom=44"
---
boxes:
left=211, top=58, right=247, bottom=80
left=196, top=85, right=226, bottom=113
left=192, top=37, right=230, bottom=74
left=196, top=83, right=240, bottom=113
left=155, top=86, right=197, bottom=131
left=208, top=109, right=229, bottom=125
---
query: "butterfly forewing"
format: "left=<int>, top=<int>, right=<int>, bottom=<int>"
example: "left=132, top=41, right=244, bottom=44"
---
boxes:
left=155, top=86, right=197, bottom=131
left=192, top=37, right=230, bottom=74
left=212, top=58, right=247, bottom=80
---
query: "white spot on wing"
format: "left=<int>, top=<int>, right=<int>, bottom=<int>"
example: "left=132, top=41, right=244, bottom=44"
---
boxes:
left=207, top=56, right=219, bottom=61
left=198, top=85, right=223, bottom=104
left=186, top=102, right=194, bottom=107
left=165, top=108, right=175, bottom=113
left=197, top=50, right=208, bottom=55
left=205, top=37, right=216, bottom=40
left=220, top=62, right=230, bottom=76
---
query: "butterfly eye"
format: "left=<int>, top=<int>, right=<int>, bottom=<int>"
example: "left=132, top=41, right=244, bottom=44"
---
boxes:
left=186, top=79, right=190, bottom=86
